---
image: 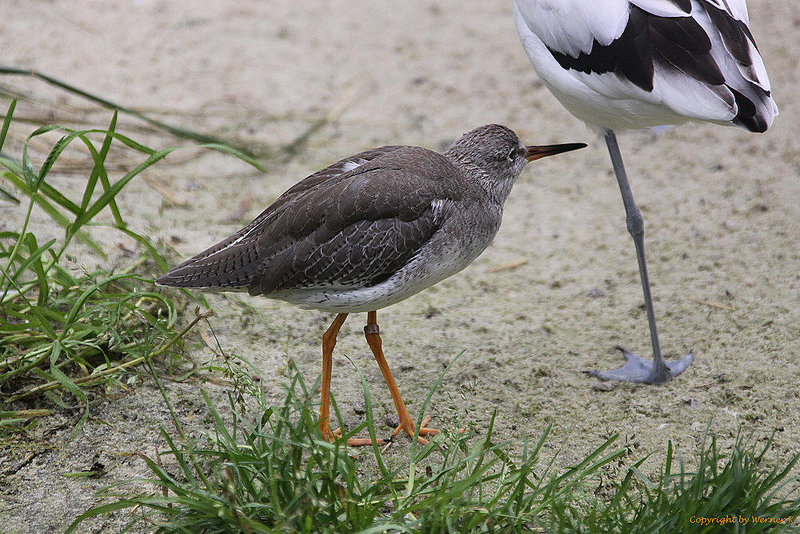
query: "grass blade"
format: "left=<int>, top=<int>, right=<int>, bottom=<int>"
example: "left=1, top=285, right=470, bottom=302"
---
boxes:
left=0, top=98, right=16, bottom=152
left=73, top=147, right=176, bottom=229
left=89, top=111, right=124, bottom=225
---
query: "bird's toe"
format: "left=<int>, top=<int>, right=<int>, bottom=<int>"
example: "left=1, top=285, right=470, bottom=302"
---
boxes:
left=584, top=347, right=693, bottom=384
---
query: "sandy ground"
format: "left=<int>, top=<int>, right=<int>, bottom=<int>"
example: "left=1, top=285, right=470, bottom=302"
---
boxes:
left=1, top=0, right=799, bottom=531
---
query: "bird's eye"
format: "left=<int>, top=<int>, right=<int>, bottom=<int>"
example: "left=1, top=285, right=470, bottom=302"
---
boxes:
left=506, top=147, right=517, bottom=161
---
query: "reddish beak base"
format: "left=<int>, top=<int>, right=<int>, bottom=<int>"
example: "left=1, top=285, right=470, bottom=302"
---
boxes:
left=525, top=142, right=587, bottom=161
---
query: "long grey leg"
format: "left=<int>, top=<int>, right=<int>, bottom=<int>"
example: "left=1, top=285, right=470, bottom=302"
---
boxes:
left=585, top=129, right=692, bottom=384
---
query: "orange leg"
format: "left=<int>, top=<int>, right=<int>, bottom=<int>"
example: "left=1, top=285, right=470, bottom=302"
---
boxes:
left=319, top=313, right=348, bottom=442
left=364, top=310, right=439, bottom=445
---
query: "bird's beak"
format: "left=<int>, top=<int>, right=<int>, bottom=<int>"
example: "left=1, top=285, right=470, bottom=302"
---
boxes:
left=525, top=143, right=587, bottom=161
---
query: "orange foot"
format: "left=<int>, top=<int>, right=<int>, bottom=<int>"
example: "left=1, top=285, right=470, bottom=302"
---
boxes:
left=319, top=423, right=338, bottom=444
left=392, top=415, right=439, bottom=445
left=322, top=416, right=439, bottom=447
left=320, top=425, right=388, bottom=447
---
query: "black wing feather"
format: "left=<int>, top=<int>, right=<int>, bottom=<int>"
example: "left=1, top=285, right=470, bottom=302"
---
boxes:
left=546, top=4, right=723, bottom=92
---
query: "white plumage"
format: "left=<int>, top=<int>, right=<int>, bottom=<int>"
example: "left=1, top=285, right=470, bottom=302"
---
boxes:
left=514, top=0, right=777, bottom=383
left=514, top=0, right=777, bottom=132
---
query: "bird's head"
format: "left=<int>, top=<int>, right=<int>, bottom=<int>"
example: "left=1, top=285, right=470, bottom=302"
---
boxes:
left=445, top=124, right=586, bottom=204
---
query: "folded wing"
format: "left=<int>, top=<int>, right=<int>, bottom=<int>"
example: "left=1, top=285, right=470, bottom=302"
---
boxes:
left=514, top=0, right=777, bottom=131
left=156, top=146, right=460, bottom=295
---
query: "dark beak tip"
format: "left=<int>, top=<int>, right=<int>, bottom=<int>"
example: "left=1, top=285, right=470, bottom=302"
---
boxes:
left=524, top=142, right=587, bottom=161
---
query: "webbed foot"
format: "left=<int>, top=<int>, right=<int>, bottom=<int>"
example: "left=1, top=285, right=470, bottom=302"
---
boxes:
left=585, top=346, right=693, bottom=384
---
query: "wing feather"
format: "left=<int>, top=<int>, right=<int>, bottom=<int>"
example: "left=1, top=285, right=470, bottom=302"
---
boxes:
left=513, top=0, right=777, bottom=131
left=514, top=0, right=630, bottom=56
left=631, top=0, right=691, bottom=17
left=155, top=145, right=404, bottom=288
left=157, top=146, right=461, bottom=296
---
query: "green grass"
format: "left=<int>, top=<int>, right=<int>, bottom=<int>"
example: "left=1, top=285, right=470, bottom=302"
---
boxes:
left=66, top=354, right=625, bottom=533
left=66, top=351, right=800, bottom=533
left=0, top=99, right=259, bottom=435
left=550, top=431, right=800, bottom=533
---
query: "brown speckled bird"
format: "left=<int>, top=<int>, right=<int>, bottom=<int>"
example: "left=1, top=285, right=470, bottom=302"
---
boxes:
left=157, top=124, right=584, bottom=445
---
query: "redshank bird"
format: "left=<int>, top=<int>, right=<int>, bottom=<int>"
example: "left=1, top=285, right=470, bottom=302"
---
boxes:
left=157, top=124, right=585, bottom=445
left=514, top=0, right=777, bottom=384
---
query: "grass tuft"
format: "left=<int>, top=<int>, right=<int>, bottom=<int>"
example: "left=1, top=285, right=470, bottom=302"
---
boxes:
left=66, top=354, right=624, bottom=533
left=552, top=426, right=800, bottom=533
left=0, top=100, right=259, bottom=435
left=67, top=350, right=800, bottom=532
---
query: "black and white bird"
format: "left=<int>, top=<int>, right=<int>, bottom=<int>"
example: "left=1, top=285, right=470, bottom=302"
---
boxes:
left=157, top=125, right=584, bottom=445
left=514, top=0, right=778, bottom=384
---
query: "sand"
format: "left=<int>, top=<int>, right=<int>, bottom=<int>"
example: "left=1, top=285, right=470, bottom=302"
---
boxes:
left=1, top=1, right=799, bottom=531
